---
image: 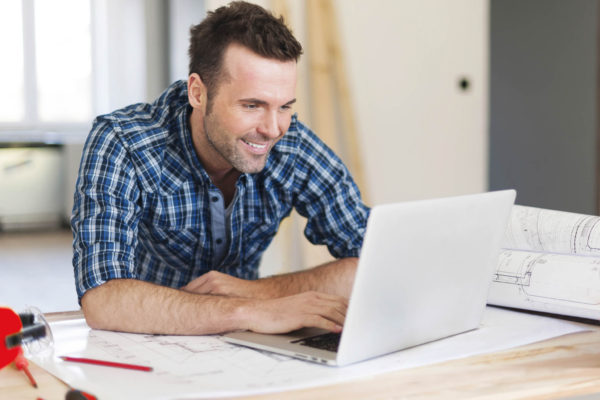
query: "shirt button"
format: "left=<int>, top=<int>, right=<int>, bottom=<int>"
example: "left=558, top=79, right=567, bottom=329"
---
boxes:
left=211, top=196, right=219, bottom=202
left=216, top=238, right=223, bottom=245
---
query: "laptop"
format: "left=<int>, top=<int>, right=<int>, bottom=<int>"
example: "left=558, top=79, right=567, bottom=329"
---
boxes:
left=223, top=190, right=516, bottom=366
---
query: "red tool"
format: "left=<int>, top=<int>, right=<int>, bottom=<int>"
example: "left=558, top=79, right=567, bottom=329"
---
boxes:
left=1, top=307, right=47, bottom=387
left=0, top=307, right=22, bottom=370
left=15, top=347, right=37, bottom=387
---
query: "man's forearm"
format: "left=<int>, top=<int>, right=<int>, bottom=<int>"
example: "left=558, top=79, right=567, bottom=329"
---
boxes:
left=182, top=257, right=359, bottom=300
left=261, top=257, right=358, bottom=298
left=81, top=279, right=245, bottom=335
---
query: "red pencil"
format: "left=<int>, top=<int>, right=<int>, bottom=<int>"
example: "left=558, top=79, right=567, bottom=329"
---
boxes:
left=60, top=356, right=153, bottom=372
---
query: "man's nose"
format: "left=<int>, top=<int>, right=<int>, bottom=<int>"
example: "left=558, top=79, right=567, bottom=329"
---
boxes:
left=258, top=111, right=280, bottom=139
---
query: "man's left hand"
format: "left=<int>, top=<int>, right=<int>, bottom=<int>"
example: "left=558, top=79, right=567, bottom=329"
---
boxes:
left=181, top=271, right=266, bottom=299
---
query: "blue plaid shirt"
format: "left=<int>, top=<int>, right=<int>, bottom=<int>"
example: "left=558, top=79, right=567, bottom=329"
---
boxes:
left=71, top=80, right=369, bottom=302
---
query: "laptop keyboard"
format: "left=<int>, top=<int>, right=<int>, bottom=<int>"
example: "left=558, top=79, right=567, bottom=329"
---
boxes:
left=293, top=332, right=341, bottom=352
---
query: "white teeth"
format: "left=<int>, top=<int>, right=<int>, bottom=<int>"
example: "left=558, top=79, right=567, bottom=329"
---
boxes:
left=243, top=140, right=266, bottom=149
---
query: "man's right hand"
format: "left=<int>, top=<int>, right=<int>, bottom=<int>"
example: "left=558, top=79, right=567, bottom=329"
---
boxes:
left=236, top=291, right=348, bottom=334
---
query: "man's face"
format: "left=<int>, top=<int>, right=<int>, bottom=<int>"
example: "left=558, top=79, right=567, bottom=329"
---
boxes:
left=196, top=44, right=297, bottom=174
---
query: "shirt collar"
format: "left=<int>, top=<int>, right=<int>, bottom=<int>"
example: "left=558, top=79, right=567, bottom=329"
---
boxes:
left=176, top=102, right=213, bottom=185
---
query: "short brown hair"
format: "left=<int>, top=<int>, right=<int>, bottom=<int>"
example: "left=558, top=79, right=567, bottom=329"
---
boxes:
left=188, top=1, right=303, bottom=98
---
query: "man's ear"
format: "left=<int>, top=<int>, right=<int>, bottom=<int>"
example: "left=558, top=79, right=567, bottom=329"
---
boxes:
left=187, top=73, right=207, bottom=109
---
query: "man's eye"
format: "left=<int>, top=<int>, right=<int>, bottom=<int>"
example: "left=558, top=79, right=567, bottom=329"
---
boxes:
left=244, top=103, right=257, bottom=109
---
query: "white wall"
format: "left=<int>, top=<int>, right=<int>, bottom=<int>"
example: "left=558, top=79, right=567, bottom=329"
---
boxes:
left=336, top=0, right=488, bottom=205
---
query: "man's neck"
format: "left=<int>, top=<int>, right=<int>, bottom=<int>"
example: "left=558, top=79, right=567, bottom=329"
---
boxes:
left=208, top=168, right=240, bottom=206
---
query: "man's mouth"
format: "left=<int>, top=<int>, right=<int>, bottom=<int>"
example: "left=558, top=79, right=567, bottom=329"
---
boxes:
left=242, top=139, right=267, bottom=150
left=241, top=139, right=269, bottom=154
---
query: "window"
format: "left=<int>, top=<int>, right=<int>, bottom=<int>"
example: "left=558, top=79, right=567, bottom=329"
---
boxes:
left=35, top=0, right=92, bottom=122
left=0, top=0, right=93, bottom=127
left=0, top=1, right=25, bottom=122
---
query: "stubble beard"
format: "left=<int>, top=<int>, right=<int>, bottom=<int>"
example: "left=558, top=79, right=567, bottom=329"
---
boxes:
left=203, top=115, right=270, bottom=174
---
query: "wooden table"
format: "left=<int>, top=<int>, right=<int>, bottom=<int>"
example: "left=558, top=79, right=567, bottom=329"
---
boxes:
left=2, top=312, right=600, bottom=400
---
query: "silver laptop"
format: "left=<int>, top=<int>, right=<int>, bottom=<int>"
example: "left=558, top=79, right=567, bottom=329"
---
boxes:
left=224, top=190, right=516, bottom=366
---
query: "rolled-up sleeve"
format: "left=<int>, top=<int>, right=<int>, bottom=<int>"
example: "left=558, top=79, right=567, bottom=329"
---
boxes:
left=292, top=127, right=370, bottom=259
left=71, top=117, right=142, bottom=302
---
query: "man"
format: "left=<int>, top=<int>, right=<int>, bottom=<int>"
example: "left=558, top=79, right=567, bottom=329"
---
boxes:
left=72, top=1, right=369, bottom=335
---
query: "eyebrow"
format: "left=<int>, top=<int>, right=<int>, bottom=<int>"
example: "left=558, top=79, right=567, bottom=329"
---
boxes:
left=239, top=98, right=297, bottom=107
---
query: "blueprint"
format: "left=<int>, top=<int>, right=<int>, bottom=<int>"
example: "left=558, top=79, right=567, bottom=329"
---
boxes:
left=502, top=205, right=600, bottom=255
left=31, top=307, right=587, bottom=400
left=489, top=249, right=600, bottom=319
left=489, top=205, right=600, bottom=319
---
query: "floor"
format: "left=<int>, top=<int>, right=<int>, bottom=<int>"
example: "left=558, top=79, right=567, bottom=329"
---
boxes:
left=0, top=229, right=79, bottom=313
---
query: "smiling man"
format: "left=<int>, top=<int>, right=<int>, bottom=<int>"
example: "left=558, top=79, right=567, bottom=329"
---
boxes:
left=71, top=1, right=369, bottom=335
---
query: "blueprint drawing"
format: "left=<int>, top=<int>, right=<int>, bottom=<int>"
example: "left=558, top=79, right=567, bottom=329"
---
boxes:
left=489, top=205, right=600, bottom=319
left=502, top=205, right=600, bottom=255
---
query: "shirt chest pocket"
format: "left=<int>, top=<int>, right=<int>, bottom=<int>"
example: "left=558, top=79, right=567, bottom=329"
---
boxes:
left=241, top=216, right=280, bottom=260
left=140, top=223, right=203, bottom=266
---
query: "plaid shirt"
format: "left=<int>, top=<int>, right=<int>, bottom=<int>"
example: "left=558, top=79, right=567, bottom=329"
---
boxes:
left=71, top=80, right=369, bottom=301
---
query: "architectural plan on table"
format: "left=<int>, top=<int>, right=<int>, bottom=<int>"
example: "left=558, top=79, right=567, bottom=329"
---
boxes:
left=488, top=205, right=600, bottom=320
left=32, top=307, right=587, bottom=400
